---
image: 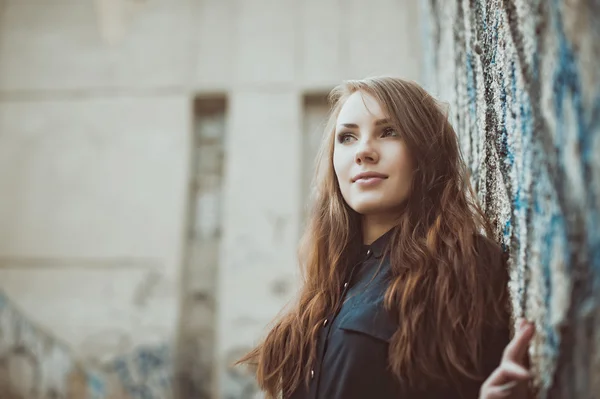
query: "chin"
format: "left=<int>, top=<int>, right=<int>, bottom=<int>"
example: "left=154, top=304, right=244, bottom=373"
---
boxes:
left=346, top=192, right=408, bottom=216
left=348, top=201, right=390, bottom=215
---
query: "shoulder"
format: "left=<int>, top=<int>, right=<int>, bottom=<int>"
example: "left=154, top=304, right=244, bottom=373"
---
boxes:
left=475, top=235, right=511, bottom=347
left=473, top=233, right=504, bottom=258
left=473, top=234, right=509, bottom=280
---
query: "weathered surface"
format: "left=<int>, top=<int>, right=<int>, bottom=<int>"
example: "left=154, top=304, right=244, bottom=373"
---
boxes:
left=175, top=98, right=227, bottom=399
left=0, top=290, right=116, bottom=399
left=0, top=290, right=174, bottom=399
left=423, top=0, right=600, bottom=397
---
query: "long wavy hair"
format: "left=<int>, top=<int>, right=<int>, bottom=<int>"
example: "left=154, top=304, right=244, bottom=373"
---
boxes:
left=237, top=77, right=510, bottom=398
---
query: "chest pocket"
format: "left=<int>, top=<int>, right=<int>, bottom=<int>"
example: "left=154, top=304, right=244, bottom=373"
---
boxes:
left=338, top=300, right=398, bottom=343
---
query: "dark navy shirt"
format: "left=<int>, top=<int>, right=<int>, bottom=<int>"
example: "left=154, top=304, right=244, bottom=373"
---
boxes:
left=288, top=230, right=509, bottom=399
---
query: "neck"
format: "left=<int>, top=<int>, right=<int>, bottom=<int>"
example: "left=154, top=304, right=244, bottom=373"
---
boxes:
left=361, top=212, right=400, bottom=245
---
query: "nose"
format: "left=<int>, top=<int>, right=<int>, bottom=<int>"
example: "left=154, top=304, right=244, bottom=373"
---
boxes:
left=355, top=139, right=379, bottom=164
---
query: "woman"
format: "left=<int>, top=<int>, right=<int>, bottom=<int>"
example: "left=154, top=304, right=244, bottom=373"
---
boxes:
left=237, top=77, right=534, bottom=398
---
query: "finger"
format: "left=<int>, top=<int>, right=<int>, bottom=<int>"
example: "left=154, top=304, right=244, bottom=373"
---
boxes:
left=498, top=381, right=519, bottom=391
left=504, top=322, right=534, bottom=360
left=481, top=379, right=532, bottom=399
left=483, top=383, right=518, bottom=399
left=481, top=389, right=510, bottom=399
left=481, top=364, right=505, bottom=391
left=502, top=361, right=532, bottom=379
left=483, top=361, right=532, bottom=387
left=503, top=322, right=535, bottom=363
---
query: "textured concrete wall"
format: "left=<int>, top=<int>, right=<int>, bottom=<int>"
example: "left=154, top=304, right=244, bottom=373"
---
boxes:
left=424, top=0, right=600, bottom=397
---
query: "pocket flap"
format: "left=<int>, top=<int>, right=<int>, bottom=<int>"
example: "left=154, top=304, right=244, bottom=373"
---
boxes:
left=338, top=302, right=397, bottom=343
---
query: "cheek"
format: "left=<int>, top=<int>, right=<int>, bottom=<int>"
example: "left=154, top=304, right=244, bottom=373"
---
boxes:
left=395, top=145, right=413, bottom=174
left=398, top=157, right=413, bottom=178
left=388, top=147, right=414, bottom=186
left=332, top=150, right=352, bottom=202
left=332, top=150, right=348, bottom=181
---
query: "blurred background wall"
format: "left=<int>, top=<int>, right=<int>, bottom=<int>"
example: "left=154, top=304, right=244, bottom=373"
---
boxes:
left=0, top=1, right=422, bottom=398
left=1, top=0, right=598, bottom=399
left=424, top=1, right=599, bottom=398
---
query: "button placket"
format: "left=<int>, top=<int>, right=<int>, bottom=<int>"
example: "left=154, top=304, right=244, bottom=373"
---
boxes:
left=311, top=257, right=366, bottom=397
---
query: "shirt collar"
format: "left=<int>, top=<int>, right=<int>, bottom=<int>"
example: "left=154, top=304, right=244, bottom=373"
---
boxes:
left=362, top=227, right=395, bottom=259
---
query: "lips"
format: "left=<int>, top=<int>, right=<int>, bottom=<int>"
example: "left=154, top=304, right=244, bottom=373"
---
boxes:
left=352, top=172, right=388, bottom=182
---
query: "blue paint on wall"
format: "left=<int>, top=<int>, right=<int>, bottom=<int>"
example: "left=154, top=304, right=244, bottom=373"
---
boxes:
left=428, top=0, right=599, bottom=395
left=87, top=372, right=107, bottom=399
left=108, top=344, right=172, bottom=399
left=551, top=0, right=600, bottom=290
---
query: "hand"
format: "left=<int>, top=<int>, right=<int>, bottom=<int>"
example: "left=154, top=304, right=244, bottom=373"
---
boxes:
left=479, top=319, right=535, bottom=398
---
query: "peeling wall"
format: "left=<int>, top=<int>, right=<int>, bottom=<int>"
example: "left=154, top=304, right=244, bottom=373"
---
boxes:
left=424, top=0, right=600, bottom=397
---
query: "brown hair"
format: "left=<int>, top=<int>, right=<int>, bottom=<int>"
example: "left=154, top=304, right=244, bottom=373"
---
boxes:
left=237, top=77, right=509, bottom=398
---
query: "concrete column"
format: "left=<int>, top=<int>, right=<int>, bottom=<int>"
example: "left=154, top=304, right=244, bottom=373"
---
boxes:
left=217, top=90, right=301, bottom=398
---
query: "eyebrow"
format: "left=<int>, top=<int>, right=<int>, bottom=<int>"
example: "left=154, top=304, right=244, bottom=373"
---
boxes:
left=337, top=118, right=390, bottom=129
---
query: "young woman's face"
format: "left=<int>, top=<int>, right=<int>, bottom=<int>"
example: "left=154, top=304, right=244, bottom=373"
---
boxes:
left=333, top=91, right=413, bottom=216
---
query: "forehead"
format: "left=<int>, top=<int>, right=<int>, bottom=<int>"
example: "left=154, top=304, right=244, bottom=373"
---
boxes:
left=336, top=91, right=387, bottom=124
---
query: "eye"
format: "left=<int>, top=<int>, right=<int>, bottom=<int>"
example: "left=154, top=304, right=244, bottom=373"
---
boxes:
left=382, top=127, right=399, bottom=137
left=336, top=132, right=355, bottom=144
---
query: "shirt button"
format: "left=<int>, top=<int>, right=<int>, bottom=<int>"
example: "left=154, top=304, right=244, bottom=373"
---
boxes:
left=366, top=249, right=372, bottom=256
left=323, top=318, right=328, bottom=327
left=343, top=282, right=348, bottom=288
left=311, top=369, right=315, bottom=379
